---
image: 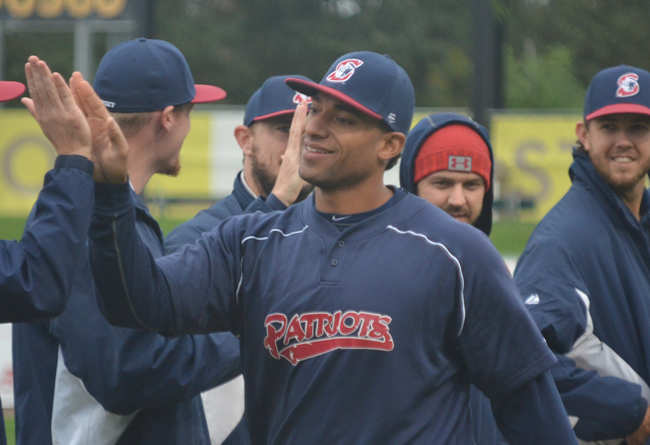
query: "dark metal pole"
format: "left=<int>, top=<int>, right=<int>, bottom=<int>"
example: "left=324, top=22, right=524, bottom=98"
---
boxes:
left=472, top=0, right=495, bottom=128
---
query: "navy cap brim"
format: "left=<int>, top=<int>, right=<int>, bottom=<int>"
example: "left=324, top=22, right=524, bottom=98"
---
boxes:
left=285, top=78, right=382, bottom=121
left=0, top=81, right=25, bottom=102
left=586, top=103, right=650, bottom=121
left=192, top=84, right=227, bottom=104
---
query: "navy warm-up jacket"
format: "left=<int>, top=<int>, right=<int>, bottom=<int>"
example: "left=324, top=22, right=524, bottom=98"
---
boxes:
left=515, top=150, right=650, bottom=443
left=13, top=188, right=240, bottom=444
left=1, top=155, right=94, bottom=445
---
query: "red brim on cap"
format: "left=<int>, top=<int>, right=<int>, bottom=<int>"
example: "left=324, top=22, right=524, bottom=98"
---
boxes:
left=192, top=84, right=227, bottom=103
left=586, top=103, right=650, bottom=121
left=0, top=81, right=25, bottom=102
left=285, top=78, right=382, bottom=121
left=253, top=109, right=295, bottom=122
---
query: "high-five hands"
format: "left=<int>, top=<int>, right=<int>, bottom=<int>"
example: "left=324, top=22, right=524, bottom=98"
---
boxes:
left=21, top=56, right=128, bottom=184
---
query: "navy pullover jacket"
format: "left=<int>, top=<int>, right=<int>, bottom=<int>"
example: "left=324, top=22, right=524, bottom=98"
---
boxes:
left=88, top=181, right=577, bottom=444
left=515, top=151, right=650, bottom=442
left=400, top=113, right=505, bottom=445
left=165, top=173, right=287, bottom=444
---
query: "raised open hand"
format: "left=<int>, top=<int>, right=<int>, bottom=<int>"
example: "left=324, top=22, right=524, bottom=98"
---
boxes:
left=70, top=71, right=128, bottom=184
left=271, top=102, right=311, bottom=206
left=21, top=56, right=91, bottom=159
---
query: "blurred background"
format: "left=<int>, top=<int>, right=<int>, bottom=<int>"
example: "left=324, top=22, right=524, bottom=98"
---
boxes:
left=0, top=2, right=647, bottom=440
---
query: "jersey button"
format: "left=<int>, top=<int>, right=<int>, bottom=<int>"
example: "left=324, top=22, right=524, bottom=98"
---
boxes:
left=331, top=259, right=339, bottom=267
left=338, top=240, right=345, bottom=247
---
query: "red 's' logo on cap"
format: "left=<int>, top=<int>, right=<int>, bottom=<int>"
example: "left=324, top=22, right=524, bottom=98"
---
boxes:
left=617, top=73, right=640, bottom=98
left=326, top=59, right=364, bottom=83
left=293, top=93, right=312, bottom=104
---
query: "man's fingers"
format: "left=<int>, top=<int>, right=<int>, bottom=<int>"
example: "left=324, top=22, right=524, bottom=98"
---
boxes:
left=21, top=97, right=36, bottom=119
left=53, top=73, right=77, bottom=112
left=36, top=59, right=60, bottom=109
left=286, top=103, right=307, bottom=155
left=69, top=74, right=88, bottom=118
left=77, top=78, right=110, bottom=119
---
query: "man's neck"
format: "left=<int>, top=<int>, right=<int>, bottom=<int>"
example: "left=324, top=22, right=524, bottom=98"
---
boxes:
left=240, top=171, right=259, bottom=198
left=615, top=180, right=647, bottom=220
left=126, top=140, right=156, bottom=195
left=242, top=169, right=263, bottom=198
left=314, top=177, right=394, bottom=215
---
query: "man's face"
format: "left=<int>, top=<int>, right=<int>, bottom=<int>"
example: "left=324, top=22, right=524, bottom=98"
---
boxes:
left=577, top=113, right=650, bottom=196
left=300, top=93, right=389, bottom=191
left=416, top=171, right=486, bottom=224
left=249, top=114, right=314, bottom=200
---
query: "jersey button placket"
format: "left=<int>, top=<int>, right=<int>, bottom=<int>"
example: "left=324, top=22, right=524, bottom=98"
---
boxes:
left=331, top=259, right=338, bottom=267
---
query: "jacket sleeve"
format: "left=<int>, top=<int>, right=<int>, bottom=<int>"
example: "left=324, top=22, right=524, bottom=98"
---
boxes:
left=244, top=193, right=287, bottom=214
left=90, top=181, right=242, bottom=336
left=492, top=370, right=578, bottom=444
left=514, top=236, right=648, bottom=441
left=0, top=155, right=93, bottom=323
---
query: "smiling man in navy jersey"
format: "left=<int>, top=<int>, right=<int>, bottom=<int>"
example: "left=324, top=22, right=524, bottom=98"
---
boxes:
left=87, top=51, right=576, bottom=444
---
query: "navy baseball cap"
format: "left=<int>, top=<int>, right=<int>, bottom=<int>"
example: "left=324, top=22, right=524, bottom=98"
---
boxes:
left=285, top=51, right=415, bottom=135
left=93, top=38, right=226, bottom=113
left=244, top=75, right=313, bottom=127
left=584, top=65, right=650, bottom=121
left=0, top=81, right=25, bottom=102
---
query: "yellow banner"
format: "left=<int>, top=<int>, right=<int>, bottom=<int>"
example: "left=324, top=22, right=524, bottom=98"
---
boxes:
left=491, top=113, right=582, bottom=222
left=0, top=110, right=57, bottom=217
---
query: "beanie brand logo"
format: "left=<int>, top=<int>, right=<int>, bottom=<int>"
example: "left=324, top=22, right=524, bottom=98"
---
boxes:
left=326, top=59, right=364, bottom=83
left=617, top=73, right=640, bottom=97
left=264, top=310, right=394, bottom=365
left=293, top=93, right=312, bottom=105
left=103, top=100, right=116, bottom=108
left=449, top=156, right=472, bottom=172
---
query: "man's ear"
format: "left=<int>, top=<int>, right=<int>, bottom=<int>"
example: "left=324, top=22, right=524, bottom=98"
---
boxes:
left=576, top=121, right=590, bottom=152
left=234, top=125, right=254, bottom=156
left=158, top=105, right=175, bottom=131
left=378, top=132, right=406, bottom=163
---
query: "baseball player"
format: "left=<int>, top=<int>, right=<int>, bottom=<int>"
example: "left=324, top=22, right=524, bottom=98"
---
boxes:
left=400, top=112, right=506, bottom=444
left=514, top=65, right=650, bottom=445
left=13, top=40, right=241, bottom=445
left=87, top=51, right=577, bottom=443
left=165, top=74, right=313, bottom=444
left=0, top=58, right=100, bottom=445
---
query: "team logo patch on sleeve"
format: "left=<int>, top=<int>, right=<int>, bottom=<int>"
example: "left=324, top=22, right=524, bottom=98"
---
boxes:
left=617, top=73, right=640, bottom=97
left=448, top=156, right=472, bottom=172
left=293, top=92, right=312, bottom=104
left=326, top=59, right=364, bottom=83
left=264, top=310, right=394, bottom=365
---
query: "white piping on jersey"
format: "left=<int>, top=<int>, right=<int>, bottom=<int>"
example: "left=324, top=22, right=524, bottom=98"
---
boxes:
left=385, top=225, right=467, bottom=337
left=237, top=225, right=310, bottom=303
left=241, top=226, right=309, bottom=245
